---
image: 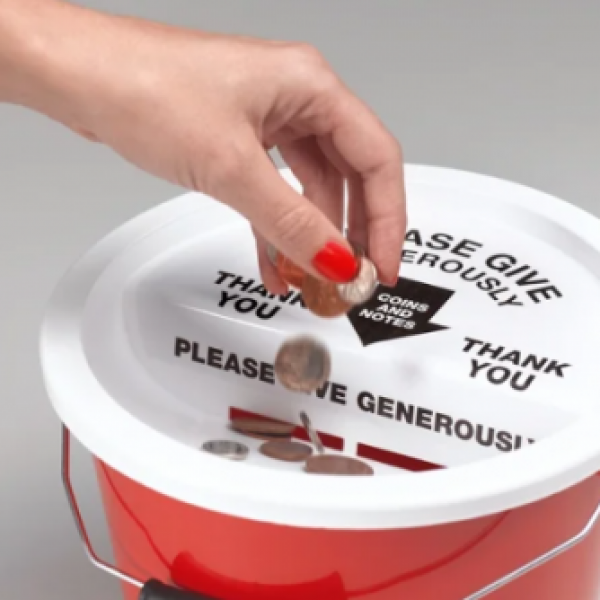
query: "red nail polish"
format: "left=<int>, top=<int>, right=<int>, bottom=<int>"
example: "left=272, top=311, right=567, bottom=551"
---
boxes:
left=312, top=242, right=359, bottom=283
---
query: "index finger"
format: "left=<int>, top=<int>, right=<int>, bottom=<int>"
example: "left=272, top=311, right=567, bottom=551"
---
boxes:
left=326, top=90, right=406, bottom=286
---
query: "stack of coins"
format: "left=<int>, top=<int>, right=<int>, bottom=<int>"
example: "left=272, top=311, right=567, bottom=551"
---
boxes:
left=230, top=417, right=295, bottom=441
left=266, top=244, right=305, bottom=289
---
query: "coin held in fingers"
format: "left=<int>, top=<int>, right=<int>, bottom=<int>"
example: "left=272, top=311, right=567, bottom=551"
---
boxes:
left=301, top=274, right=353, bottom=318
left=305, top=454, right=374, bottom=476
left=274, top=335, right=331, bottom=392
left=276, top=253, right=306, bottom=289
left=337, top=256, right=378, bottom=306
left=259, top=439, right=313, bottom=462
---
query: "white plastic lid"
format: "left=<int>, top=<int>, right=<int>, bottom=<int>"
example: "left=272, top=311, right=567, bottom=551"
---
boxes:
left=40, top=165, right=600, bottom=529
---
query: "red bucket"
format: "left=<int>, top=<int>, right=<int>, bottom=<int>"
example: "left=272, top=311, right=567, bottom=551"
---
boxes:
left=44, top=166, right=600, bottom=600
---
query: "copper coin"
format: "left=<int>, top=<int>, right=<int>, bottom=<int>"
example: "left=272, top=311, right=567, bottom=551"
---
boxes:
left=274, top=335, right=331, bottom=392
left=276, top=253, right=305, bottom=289
left=230, top=417, right=294, bottom=439
left=301, top=274, right=352, bottom=318
left=259, top=440, right=313, bottom=462
left=337, top=256, right=379, bottom=306
left=304, top=454, right=374, bottom=476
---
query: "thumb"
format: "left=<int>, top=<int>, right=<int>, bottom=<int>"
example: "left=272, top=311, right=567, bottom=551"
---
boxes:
left=222, top=139, right=359, bottom=284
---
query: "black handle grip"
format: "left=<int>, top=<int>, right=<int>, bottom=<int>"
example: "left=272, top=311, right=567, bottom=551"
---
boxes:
left=139, top=579, right=219, bottom=600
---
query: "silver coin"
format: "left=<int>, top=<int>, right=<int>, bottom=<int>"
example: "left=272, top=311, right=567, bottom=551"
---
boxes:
left=299, top=411, right=325, bottom=454
left=265, top=243, right=278, bottom=267
left=337, top=256, right=378, bottom=305
left=201, top=439, right=249, bottom=460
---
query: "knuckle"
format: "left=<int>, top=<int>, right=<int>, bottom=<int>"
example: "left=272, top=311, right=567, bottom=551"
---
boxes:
left=272, top=203, right=320, bottom=247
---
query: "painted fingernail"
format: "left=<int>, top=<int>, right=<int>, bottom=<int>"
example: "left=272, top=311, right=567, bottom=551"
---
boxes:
left=312, top=241, right=359, bottom=283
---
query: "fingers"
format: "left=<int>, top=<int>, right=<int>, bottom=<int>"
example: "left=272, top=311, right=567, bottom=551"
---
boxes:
left=223, top=135, right=357, bottom=285
left=253, top=226, right=289, bottom=296
left=327, top=95, right=405, bottom=286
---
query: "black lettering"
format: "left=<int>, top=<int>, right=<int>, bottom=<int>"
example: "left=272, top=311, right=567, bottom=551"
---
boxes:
left=486, top=253, right=518, bottom=272
left=527, top=286, right=563, bottom=303
left=405, top=229, right=423, bottom=246
left=461, top=267, right=484, bottom=282
left=401, top=249, right=417, bottom=264
left=223, top=352, right=241, bottom=374
left=477, top=277, right=501, bottom=292
left=544, top=360, right=571, bottom=378
left=235, top=297, right=258, bottom=313
left=463, top=337, right=483, bottom=353
left=315, top=381, right=330, bottom=399
left=378, top=396, right=395, bottom=419
left=426, top=233, right=453, bottom=251
left=174, top=337, right=191, bottom=357
left=395, top=401, right=415, bottom=424
left=248, top=283, right=269, bottom=297
left=475, top=425, right=494, bottom=447
left=488, top=366, right=511, bottom=385
left=191, top=342, right=205, bottom=364
left=417, top=253, right=440, bottom=268
left=219, top=290, right=238, bottom=307
left=514, top=435, right=522, bottom=450
left=505, top=264, right=530, bottom=277
left=214, top=271, right=234, bottom=285
left=434, top=413, right=453, bottom=435
left=496, top=431, right=513, bottom=452
left=451, top=239, right=483, bottom=258
left=478, top=343, right=504, bottom=359
left=489, top=287, right=510, bottom=301
left=522, top=354, right=548, bottom=371
left=259, top=363, right=275, bottom=385
left=330, top=383, right=347, bottom=405
left=207, top=347, right=223, bottom=369
left=440, top=259, right=463, bottom=274
left=510, top=371, right=535, bottom=391
left=256, top=303, right=281, bottom=320
left=469, top=359, right=490, bottom=378
left=357, top=391, right=376, bottom=413
left=230, top=275, right=254, bottom=292
left=289, top=293, right=306, bottom=307
left=416, top=408, right=433, bottom=430
left=455, top=420, right=474, bottom=440
left=499, top=350, right=521, bottom=365
left=498, top=294, right=524, bottom=307
left=515, top=270, right=549, bottom=287
left=242, top=358, right=258, bottom=379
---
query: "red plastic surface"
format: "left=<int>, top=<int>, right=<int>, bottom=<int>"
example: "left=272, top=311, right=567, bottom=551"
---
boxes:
left=94, top=458, right=600, bottom=600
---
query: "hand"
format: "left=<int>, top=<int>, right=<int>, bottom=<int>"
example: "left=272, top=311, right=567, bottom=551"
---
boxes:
left=3, top=1, right=406, bottom=293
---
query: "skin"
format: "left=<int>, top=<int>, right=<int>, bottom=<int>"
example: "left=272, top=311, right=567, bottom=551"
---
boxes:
left=0, top=0, right=406, bottom=294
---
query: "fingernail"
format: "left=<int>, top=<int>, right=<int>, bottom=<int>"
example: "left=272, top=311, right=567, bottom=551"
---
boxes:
left=312, top=241, right=359, bottom=283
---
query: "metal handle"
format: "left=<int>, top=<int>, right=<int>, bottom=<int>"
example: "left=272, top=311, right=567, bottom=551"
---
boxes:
left=61, top=425, right=218, bottom=600
left=61, top=423, right=600, bottom=600
left=465, top=490, right=600, bottom=599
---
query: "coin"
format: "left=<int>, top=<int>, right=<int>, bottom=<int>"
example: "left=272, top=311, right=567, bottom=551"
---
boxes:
left=230, top=417, right=295, bottom=440
left=349, top=240, right=366, bottom=257
left=274, top=335, right=331, bottom=392
left=202, top=439, right=249, bottom=461
left=304, top=454, right=374, bottom=475
left=266, top=243, right=278, bottom=267
left=301, top=274, right=353, bottom=317
left=276, top=253, right=305, bottom=289
left=259, top=440, right=313, bottom=462
left=337, top=256, right=378, bottom=305
left=299, top=411, right=325, bottom=454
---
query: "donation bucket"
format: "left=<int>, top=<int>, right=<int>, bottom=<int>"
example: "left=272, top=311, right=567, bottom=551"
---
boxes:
left=41, top=165, right=600, bottom=600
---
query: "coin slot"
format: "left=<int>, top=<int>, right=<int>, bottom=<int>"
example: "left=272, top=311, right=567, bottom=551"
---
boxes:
left=356, top=443, right=443, bottom=472
left=229, top=407, right=344, bottom=451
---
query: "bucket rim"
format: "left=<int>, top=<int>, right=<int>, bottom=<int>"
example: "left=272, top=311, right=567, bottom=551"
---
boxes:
left=40, top=164, right=600, bottom=529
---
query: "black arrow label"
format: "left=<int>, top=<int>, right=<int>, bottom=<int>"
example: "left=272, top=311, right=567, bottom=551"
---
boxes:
left=346, top=277, right=454, bottom=346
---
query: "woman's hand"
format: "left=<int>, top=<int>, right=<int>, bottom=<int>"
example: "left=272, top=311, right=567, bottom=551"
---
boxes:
left=1, top=0, right=406, bottom=294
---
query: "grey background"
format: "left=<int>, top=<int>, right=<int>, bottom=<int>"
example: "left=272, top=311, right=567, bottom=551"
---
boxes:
left=1, top=1, right=599, bottom=599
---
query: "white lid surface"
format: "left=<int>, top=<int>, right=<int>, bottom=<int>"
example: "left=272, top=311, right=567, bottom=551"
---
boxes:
left=40, top=165, right=600, bottom=529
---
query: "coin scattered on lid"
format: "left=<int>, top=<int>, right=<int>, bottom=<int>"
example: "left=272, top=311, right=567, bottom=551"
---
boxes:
left=230, top=417, right=295, bottom=440
left=304, top=454, right=374, bottom=476
left=337, top=256, right=378, bottom=306
left=274, top=335, right=331, bottom=392
left=259, top=439, right=313, bottom=462
left=299, top=411, right=325, bottom=454
left=276, top=253, right=305, bottom=289
left=202, top=439, right=249, bottom=461
left=301, top=274, right=353, bottom=318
